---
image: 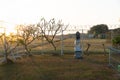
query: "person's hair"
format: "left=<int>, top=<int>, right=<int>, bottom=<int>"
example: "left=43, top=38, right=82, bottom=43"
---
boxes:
left=76, top=31, right=80, bottom=40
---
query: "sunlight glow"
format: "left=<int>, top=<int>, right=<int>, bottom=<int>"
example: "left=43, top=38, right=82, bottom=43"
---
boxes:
left=0, top=0, right=120, bottom=29
left=0, top=21, right=17, bottom=35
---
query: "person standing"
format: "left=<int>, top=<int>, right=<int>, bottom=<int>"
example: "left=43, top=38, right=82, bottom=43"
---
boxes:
left=74, top=31, right=83, bottom=59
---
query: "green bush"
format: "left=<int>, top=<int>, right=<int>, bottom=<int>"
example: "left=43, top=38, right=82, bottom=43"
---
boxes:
left=112, top=36, right=120, bottom=44
left=112, top=36, right=120, bottom=48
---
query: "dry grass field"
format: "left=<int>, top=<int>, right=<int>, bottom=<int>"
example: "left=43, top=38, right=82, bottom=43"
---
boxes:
left=0, top=54, right=119, bottom=80
left=0, top=38, right=120, bottom=80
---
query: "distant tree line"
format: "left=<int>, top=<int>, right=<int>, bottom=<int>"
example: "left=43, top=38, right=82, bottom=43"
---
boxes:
left=88, top=24, right=120, bottom=48
left=88, top=24, right=109, bottom=39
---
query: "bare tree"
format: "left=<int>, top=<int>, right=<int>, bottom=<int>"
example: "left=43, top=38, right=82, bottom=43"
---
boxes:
left=37, top=18, right=67, bottom=50
left=17, top=24, right=40, bottom=56
left=0, top=32, right=19, bottom=63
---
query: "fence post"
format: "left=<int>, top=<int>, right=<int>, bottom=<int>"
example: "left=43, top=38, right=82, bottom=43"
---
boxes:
left=81, top=29, right=84, bottom=55
left=111, top=30, right=113, bottom=43
left=41, top=33, right=44, bottom=55
left=61, top=26, right=64, bottom=55
left=109, top=49, right=111, bottom=66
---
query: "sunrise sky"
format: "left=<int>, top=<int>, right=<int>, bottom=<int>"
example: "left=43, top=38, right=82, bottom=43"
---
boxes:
left=0, top=0, right=120, bottom=33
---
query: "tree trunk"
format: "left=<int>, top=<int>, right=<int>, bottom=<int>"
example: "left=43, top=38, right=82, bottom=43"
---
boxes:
left=2, top=52, right=14, bottom=64
left=51, top=42, right=56, bottom=50
left=24, top=45, right=32, bottom=56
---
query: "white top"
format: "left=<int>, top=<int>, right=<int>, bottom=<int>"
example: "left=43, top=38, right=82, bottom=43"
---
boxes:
left=74, top=40, right=82, bottom=51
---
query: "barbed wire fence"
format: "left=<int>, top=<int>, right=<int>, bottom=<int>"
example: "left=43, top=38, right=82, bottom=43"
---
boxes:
left=60, top=24, right=120, bottom=55
left=60, top=25, right=90, bottom=55
left=61, top=24, right=120, bottom=72
left=107, top=24, right=120, bottom=72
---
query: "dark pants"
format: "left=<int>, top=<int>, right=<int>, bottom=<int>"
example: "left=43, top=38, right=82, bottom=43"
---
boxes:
left=75, top=51, right=82, bottom=59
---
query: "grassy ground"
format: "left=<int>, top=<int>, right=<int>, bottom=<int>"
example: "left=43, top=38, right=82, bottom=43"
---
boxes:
left=0, top=39, right=119, bottom=80
left=0, top=54, right=119, bottom=80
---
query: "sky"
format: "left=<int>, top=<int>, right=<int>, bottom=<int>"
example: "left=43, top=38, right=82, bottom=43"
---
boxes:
left=0, top=0, right=120, bottom=31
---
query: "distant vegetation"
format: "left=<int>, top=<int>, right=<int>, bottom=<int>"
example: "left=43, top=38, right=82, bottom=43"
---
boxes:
left=112, top=28, right=120, bottom=49
left=88, top=24, right=120, bottom=48
left=88, top=24, right=109, bottom=39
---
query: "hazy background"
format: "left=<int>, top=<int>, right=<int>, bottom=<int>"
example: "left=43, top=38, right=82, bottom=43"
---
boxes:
left=0, top=0, right=120, bottom=26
